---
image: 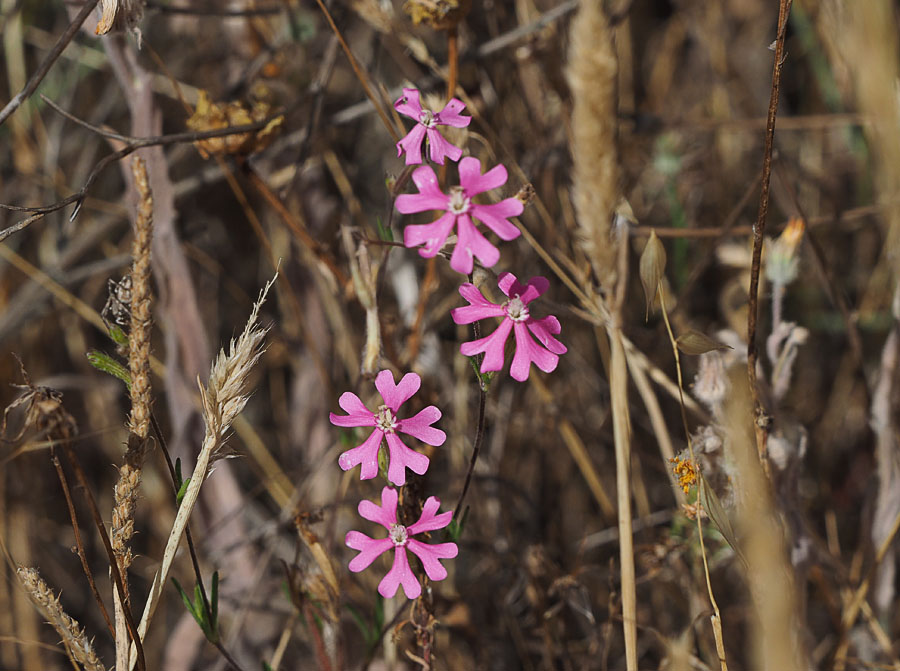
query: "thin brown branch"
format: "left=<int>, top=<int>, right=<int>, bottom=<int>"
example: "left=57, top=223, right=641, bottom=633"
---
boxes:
left=145, top=1, right=283, bottom=16
left=313, top=0, right=400, bottom=143
left=0, top=103, right=280, bottom=239
left=747, top=0, right=792, bottom=469
left=0, top=0, right=101, bottom=128
left=50, top=452, right=116, bottom=640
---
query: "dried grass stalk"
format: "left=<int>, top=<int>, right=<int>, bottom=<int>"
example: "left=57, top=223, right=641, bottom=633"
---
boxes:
left=568, top=0, right=619, bottom=291
left=16, top=566, right=104, bottom=671
left=723, top=368, right=807, bottom=669
left=128, top=274, right=275, bottom=671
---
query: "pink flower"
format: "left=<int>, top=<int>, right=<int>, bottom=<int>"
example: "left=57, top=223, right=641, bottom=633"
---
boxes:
left=329, top=370, right=445, bottom=486
left=395, top=157, right=524, bottom=275
left=451, top=272, right=567, bottom=382
left=346, top=487, right=458, bottom=599
left=394, top=87, right=471, bottom=165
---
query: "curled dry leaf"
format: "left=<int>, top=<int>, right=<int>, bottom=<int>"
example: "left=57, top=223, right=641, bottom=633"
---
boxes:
left=639, top=229, right=666, bottom=320
left=96, top=0, right=145, bottom=44
left=676, top=330, right=732, bottom=356
left=186, top=91, right=283, bottom=158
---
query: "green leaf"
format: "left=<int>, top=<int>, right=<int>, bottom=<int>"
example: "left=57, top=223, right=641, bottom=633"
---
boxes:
left=446, top=507, right=469, bottom=542
left=210, top=571, right=219, bottom=633
left=377, top=440, right=389, bottom=482
left=108, top=325, right=128, bottom=347
left=172, top=578, right=201, bottom=624
left=176, top=475, right=191, bottom=507
left=375, top=216, right=394, bottom=242
left=373, top=593, right=384, bottom=635
left=86, top=351, right=131, bottom=387
left=262, top=663, right=274, bottom=671
left=346, top=604, right=375, bottom=645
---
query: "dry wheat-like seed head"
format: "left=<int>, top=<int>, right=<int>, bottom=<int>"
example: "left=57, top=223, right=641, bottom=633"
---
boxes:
left=17, top=566, right=104, bottom=671
left=201, top=273, right=275, bottom=448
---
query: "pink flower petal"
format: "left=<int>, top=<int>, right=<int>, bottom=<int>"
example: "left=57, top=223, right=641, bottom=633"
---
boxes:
left=399, top=406, right=446, bottom=446
left=407, top=496, right=453, bottom=534
left=520, top=276, right=550, bottom=304
left=471, top=199, right=523, bottom=240
left=358, top=487, right=398, bottom=528
left=379, top=547, right=420, bottom=599
left=451, top=284, right=505, bottom=324
left=407, top=539, right=458, bottom=582
left=527, top=315, right=567, bottom=355
left=396, top=124, right=427, bottom=165
left=451, top=214, right=499, bottom=274
left=460, top=318, right=513, bottom=373
left=497, top=271, right=523, bottom=297
left=509, top=322, right=559, bottom=381
left=436, top=98, right=471, bottom=127
left=346, top=532, right=393, bottom=572
left=425, top=127, right=462, bottom=165
left=329, top=392, right=375, bottom=427
left=459, top=158, right=508, bottom=196
left=403, top=212, right=457, bottom=258
left=394, top=88, right=422, bottom=119
left=385, top=433, right=430, bottom=487
left=375, top=369, right=420, bottom=411
left=337, top=428, right=384, bottom=480
left=395, top=166, right=447, bottom=213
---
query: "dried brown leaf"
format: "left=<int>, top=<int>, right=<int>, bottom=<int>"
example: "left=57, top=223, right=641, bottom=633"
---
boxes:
left=639, top=230, right=666, bottom=320
left=676, top=330, right=732, bottom=356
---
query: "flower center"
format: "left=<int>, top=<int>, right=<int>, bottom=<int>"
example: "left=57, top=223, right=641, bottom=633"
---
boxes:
left=505, top=295, right=530, bottom=322
left=375, top=405, right=398, bottom=433
left=448, top=186, right=471, bottom=215
left=389, top=524, right=409, bottom=546
left=418, top=109, right=436, bottom=128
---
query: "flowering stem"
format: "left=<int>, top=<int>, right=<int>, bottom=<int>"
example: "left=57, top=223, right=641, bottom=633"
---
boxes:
left=453, top=383, right=487, bottom=522
left=447, top=26, right=458, bottom=103
left=454, top=315, right=487, bottom=521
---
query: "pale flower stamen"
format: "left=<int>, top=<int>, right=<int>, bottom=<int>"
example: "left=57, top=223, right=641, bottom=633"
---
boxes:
left=376, top=405, right=398, bottom=433
left=389, top=523, right=408, bottom=546
left=505, top=295, right=530, bottom=322
left=419, top=109, right=436, bottom=127
left=448, top=186, right=471, bottom=215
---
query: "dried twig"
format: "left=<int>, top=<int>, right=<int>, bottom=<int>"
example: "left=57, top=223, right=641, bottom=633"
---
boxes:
left=746, top=0, right=793, bottom=470
left=0, top=0, right=101, bottom=128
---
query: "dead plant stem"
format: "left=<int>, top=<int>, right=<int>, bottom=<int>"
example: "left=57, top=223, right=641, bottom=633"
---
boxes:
left=0, top=0, right=100, bottom=127
left=50, top=452, right=115, bottom=638
left=313, top=0, right=399, bottom=143
left=659, top=283, right=727, bottom=671
left=747, top=0, right=793, bottom=471
left=58, top=443, right=146, bottom=671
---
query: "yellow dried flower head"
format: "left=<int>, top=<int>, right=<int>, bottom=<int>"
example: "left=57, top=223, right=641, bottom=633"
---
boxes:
left=671, top=455, right=698, bottom=495
left=403, top=0, right=470, bottom=29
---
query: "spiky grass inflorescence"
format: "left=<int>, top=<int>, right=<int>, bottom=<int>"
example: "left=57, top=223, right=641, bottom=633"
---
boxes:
left=110, top=157, right=154, bottom=671
left=111, top=157, right=155, bottom=574
left=568, top=0, right=619, bottom=292
left=127, top=156, right=153, bottom=442
left=128, top=274, right=275, bottom=671
left=16, top=566, right=104, bottom=671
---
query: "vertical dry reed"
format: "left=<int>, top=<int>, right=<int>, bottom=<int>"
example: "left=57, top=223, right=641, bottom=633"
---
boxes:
left=723, top=368, right=806, bottom=669
left=568, top=3, right=636, bottom=668
left=16, top=566, right=104, bottom=671
left=568, top=0, right=619, bottom=291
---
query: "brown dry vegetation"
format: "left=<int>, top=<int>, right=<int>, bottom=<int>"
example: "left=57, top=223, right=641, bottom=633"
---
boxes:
left=1, top=1, right=899, bottom=670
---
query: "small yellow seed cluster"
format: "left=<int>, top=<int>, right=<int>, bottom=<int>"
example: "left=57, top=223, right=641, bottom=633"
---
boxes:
left=671, top=456, right=698, bottom=495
